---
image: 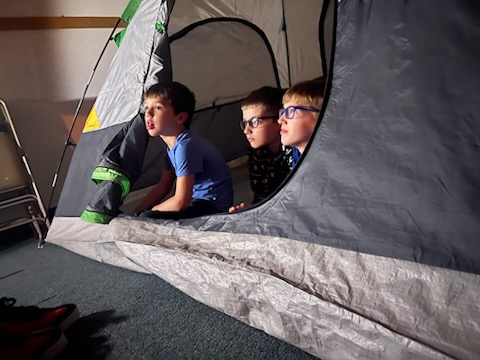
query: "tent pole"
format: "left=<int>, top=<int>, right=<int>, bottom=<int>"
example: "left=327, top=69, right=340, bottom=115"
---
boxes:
left=46, top=18, right=122, bottom=218
left=281, top=0, right=292, bottom=87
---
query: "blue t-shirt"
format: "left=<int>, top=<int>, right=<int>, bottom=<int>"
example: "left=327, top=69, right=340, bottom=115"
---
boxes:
left=290, top=147, right=301, bottom=169
left=164, top=131, right=233, bottom=211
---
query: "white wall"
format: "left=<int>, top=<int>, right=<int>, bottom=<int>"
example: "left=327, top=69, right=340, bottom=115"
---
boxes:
left=0, top=0, right=129, bottom=208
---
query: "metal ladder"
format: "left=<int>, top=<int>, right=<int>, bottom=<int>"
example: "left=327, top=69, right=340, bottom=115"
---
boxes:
left=0, top=99, right=50, bottom=247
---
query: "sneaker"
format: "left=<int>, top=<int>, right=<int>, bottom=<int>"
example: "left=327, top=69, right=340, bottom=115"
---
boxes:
left=0, top=327, right=67, bottom=360
left=0, top=297, right=80, bottom=334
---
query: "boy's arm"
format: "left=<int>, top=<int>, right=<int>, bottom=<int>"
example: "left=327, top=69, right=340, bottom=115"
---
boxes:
left=151, top=174, right=195, bottom=212
left=135, top=169, right=176, bottom=212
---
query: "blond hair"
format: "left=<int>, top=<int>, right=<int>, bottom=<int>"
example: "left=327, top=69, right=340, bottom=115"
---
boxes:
left=283, top=78, right=325, bottom=109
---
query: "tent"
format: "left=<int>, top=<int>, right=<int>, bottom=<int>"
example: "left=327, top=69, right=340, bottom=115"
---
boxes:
left=46, top=0, right=480, bottom=358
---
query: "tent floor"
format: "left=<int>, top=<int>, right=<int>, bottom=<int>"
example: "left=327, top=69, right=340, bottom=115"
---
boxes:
left=0, top=227, right=315, bottom=359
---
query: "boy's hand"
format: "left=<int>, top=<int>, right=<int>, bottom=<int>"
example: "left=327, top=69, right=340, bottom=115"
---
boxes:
left=228, top=202, right=249, bottom=213
left=151, top=204, right=163, bottom=211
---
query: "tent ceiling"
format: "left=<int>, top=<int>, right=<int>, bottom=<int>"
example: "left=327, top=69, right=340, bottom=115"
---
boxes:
left=171, top=20, right=278, bottom=109
left=170, top=0, right=323, bottom=89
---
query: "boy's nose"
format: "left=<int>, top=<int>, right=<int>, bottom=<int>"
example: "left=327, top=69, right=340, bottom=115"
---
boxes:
left=243, top=125, right=252, bottom=134
left=277, top=116, right=287, bottom=125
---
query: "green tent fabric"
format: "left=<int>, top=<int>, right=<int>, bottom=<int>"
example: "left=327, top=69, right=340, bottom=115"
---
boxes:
left=121, top=0, right=143, bottom=24
left=114, top=0, right=144, bottom=46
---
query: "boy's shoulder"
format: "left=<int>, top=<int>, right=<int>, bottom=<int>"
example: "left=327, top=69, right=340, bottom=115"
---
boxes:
left=177, top=130, right=216, bottom=153
left=172, top=131, right=224, bottom=162
left=175, top=130, right=192, bottom=144
left=248, top=146, right=292, bottom=174
left=175, top=130, right=207, bottom=146
left=171, top=130, right=202, bottom=151
left=249, top=145, right=293, bottom=157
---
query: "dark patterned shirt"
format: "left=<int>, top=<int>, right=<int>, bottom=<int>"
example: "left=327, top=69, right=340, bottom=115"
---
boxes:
left=248, top=145, right=292, bottom=204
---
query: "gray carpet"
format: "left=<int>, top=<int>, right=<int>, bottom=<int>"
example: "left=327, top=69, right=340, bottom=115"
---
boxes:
left=0, top=228, right=316, bottom=359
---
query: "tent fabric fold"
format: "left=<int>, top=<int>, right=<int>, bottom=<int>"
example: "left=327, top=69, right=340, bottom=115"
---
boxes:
left=47, top=216, right=478, bottom=359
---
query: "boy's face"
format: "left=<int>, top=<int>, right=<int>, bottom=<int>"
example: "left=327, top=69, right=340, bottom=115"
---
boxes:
left=278, top=98, right=320, bottom=153
left=242, top=105, right=281, bottom=151
left=144, top=95, right=186, bottom=137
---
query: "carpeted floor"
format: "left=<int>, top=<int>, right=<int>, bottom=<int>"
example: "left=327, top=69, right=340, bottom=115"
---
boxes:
left=0, top=226, right=315, bottom=359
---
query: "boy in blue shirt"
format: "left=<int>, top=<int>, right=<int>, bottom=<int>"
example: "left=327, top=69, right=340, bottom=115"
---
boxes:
left=136, top=82, right=233, bottom=219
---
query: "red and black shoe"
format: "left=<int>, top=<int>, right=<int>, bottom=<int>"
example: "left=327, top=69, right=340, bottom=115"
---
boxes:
left=0, top=297, right=80, bottom=334
left=0, top=327, right=67, bottom=360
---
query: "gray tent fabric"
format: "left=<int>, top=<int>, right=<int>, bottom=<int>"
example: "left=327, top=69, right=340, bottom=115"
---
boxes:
left=95, top=0, right=173, bottom=130
left=98, top=114, right=149, bottom=181
left=47, top=0, right=480, bottom=359
left=47, top=216, right=479, bottom=359
left=158, top=0, right=480, bottom=275
left=82, top=114, right=149, bottom=222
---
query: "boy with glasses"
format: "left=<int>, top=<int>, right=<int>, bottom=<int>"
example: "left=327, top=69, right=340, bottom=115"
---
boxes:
left=229, top=86, right=291, bottom=212
left=278, top=79, right=324, bottom=168
left=229, top=79, right=324, bottom=212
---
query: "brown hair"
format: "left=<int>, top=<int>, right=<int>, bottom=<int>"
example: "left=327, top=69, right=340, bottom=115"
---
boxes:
left=241, top=86, right=286, bottom=115
left=145, top=82, right=196, bottom=129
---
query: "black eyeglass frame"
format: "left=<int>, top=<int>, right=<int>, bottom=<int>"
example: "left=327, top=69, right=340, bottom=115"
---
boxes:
left=279, top=106, right=320, bottom=119
left=240, top=116, right=278, bottom=130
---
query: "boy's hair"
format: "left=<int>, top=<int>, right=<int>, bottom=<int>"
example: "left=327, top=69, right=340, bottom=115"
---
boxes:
left=283, top=78, right=325, bottom=109
left=241, top=86, right=286, bottom=115
left=145, top=82, right=196, bottom=129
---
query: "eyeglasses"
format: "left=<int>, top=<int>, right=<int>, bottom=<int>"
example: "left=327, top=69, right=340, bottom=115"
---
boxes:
left=279, top=106, right=320, bottom=119
left=240, top=116, right=277, bottom=130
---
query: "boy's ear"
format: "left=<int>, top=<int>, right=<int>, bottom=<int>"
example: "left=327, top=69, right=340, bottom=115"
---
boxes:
left=176, top=111, right=188, bottom=125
